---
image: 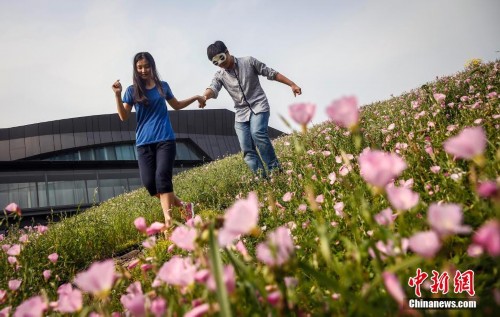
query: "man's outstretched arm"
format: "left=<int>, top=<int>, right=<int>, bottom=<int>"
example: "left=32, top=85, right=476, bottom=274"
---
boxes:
left=200, top=88, right=215, bottom=108
left=275, top=73, right=302, bottom=96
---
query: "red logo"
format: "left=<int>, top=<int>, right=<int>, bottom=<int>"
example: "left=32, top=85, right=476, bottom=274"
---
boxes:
left=454, top=270, right=475, bottom=296
left=408, top=269, right=475, bottom=297
left=408, top=268, right=428, bottom=297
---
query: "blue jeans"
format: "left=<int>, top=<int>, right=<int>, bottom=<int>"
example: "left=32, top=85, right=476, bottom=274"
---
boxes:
left=234, top=111, right=280, bottom=176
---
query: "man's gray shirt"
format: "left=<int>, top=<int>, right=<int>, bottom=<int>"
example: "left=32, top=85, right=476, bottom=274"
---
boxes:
left=208, top=56, right=278, bottom=122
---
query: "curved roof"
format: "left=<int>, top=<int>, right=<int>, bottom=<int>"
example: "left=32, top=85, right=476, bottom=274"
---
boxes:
left=0, top=109, right=285, bottom=161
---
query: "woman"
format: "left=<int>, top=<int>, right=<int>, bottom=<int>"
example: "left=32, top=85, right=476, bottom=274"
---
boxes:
left=112, top=52, right=204, bottom=227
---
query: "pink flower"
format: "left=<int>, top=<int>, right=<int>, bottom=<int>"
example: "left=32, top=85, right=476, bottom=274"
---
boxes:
left=157, top=256, right=196, bottom=286
left=36, top=225, right=48, bottom=234
left=487, top=91, right=498, bottom=99
left=282, top=192, right=293, bottom=202
left=424, top=145, right=434, bottom=156
left=467, top=244, right=483, bottom=257
left=334, top=202, right=344, bottom=218
left=427, top=203, right=471, bottom=237
left=385, top=186, right=419, bottom=211
left=8, top=279, right=21, bottom=291
left=328, top=172, right=336, bottom=184
left=235, top=240, right=250, bottom=259
left=382, top=272, right=406, bottom=306
left=207, top=265, right=236, bottom=294
left=120, top=296, right=146, bottom=317
left=398, top=178, right=414, bottom=189
left=477, top=181, right=498, bottom=198
left=256, top=226, right=295, bottom=266
left=146, top=222, right=165, bottom=236
left=288, top=103, right=316, bottom=125
left=0, top=306, right=11, bottom=317
left=74, top=259, right=116, bottom=297
left=374, top=208, right=396, bottom=226
left=358, top=149, right=407, bottom=188
left=5, top=203, right=21, bottom=216
left=57, top=283, right=83, bottom=313
left=127, top=259, right=140, bottom=270
left=134, top=217, right=147, bottom=233
left=194, top=269, right=210, bottom=283
left=472, top=220, right=500, bottom=257
left=373, top=240, right=397, bottom=258
left=315, top=195, right=324, bottom=204
left=43, top=270, right=51, bottom=281
left=0, top=289, right=6, bottom=303
left=7, top=244, right=21, bottom=256
left=18, top=234, right=28, bottom=243
left=167, top=244, right=175, bottom=253
left=142, top=236, right=156, bottom=249
left=297, top=204, right=307, bottom=213
left=326, top=96, right=359, bottom=129
left=267, top=291, right=282, bottom=306
left=338, top=164, right=351, bottom=176
left=433, top=93, right=446, bottom=104
left=140, top=264, right=153, bottom=272
left=170, top=226, right=197, bottom=251
left=13, top=296, right=47, bottom=317
left=120, top=282, right=146, bottom=317
left=408, top=231, right=441, bottom=258
left=186, top=215, right=202, bottom=227
left=443, top=126, right=486, bottom=159
left=284, top=277, right=298, bottom=288
left=430, top=166, right=441, bottom=173
left=48, top=253, right=59, bottom=263
left=184, top=303, right=210, bottom=317
left=151, top=298, right=166, bottom=317
left=218, top=192, right=259, bottom=246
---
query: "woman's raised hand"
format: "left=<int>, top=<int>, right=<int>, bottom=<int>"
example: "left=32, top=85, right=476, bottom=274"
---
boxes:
left=112, top=80, right=122, bottom=95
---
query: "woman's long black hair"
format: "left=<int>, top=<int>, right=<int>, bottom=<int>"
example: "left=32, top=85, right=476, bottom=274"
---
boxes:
left=132, top=52, right=165, bottom=105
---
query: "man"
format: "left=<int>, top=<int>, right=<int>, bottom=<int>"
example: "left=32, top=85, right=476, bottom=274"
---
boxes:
left=201, top=40, right=302, bottom=176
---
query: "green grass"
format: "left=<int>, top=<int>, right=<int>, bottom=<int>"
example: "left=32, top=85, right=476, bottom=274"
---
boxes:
left=1, top=59, right=499, bottom=316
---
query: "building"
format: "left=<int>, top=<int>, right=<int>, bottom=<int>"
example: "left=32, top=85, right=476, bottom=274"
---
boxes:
left=0, top=109, right=284, bottom=220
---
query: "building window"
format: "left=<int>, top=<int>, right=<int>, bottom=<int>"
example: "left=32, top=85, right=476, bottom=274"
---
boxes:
left=32, top=140, right=205, bottom=162
left=115, top=144, right=136, bottom=160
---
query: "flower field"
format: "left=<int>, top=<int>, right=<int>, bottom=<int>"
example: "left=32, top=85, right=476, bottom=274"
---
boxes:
left=1, top=59, right=499, bottom=316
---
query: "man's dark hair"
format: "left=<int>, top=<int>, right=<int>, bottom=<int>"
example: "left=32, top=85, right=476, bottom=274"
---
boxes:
left=207, top=41, right=227, bottom=60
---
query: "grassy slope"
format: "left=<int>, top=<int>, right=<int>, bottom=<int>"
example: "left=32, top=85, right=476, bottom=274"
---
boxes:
left=1, top=60, right=499, bottom=314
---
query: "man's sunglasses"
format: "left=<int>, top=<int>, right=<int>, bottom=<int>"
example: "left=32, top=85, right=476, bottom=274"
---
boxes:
left=211, top=52, right=227, bottom=66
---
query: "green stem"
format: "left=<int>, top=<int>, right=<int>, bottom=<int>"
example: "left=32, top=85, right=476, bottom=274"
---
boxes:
left=208, top=224, right=233, bottom=317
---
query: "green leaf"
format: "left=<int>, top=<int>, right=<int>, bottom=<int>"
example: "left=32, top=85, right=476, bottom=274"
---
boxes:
left=208, top=224, right=233, bottom=317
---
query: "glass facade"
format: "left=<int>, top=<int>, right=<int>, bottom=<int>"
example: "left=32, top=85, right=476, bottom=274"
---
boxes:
left=0, top=170, right=141, bottom=210
left=2, top=140, right=206, bottom=213
left=35, top=140, right=203, bottom=162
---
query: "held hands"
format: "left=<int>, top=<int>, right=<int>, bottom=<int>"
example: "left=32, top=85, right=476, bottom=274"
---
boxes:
left=112, top=80, right=122, bottom=95
left=198, top=95, right=207, bottom=109
left=291, top=84, right=302, bottom=97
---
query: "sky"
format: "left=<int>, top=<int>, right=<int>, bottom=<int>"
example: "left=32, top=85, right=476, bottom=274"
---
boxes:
left=0, top=0, right=499, bottom=133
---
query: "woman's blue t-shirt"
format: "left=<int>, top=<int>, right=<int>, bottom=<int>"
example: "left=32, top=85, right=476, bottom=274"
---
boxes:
left=123, top=81, right=175, bottom=146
